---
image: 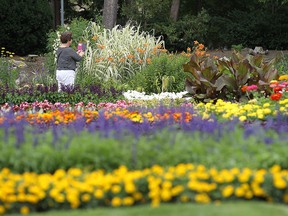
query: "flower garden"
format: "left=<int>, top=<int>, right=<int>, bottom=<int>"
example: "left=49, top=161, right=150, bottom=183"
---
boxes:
left=1, top=20, right=288, bottom=215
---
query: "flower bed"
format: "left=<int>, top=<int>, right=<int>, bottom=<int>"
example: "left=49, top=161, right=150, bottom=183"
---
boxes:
left=0, top=164, right=287, bottom=215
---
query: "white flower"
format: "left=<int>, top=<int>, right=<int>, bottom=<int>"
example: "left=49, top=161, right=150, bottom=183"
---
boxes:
left=123, top=90, right=189, bottom=101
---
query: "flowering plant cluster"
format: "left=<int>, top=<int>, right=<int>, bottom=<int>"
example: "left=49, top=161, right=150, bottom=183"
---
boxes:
left=0, top=164, right=287, bottom=215
left=269, top=75, right=288, bottom=101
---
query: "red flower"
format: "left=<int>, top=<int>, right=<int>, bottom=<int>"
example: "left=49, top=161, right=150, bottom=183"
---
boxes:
left=270, top=93, right=282, bottom=101
left=273, top=86, right=282, bottom=93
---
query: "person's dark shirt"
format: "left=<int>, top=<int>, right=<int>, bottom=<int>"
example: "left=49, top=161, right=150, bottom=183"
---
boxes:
left=56, top=47, right=82, bottom=70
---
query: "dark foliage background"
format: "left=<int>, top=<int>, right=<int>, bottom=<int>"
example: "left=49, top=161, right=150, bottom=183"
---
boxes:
left=0, top=0, right=53, bottom=56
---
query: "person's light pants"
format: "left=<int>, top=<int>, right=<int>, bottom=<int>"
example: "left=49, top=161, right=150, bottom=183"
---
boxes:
left=56, top=70, right=75, bottom=92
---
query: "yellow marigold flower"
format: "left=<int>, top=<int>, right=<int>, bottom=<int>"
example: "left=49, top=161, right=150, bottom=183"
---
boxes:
left=20, top=206, right=30, bottom=215
left=239, top=116, right=247, bottom=122
left=270, top=164, right=281, bottom=173
left=125, top=182, right=136, bottom=193
left=235, top=187, right=245, bottom=197
left=161, top=189, right=172, bottom=201
left=171, top=185, right=184, bottom=196
left=0, top=205, right=5, bottom=214
left=1, top=168, right=10, bottom=175
left=283, top=193, right=288, bottom=203
left=94, top=189, right=104, bottom=199
left=245, top=191, right=253, bottom=199
left=252, top=186, right=265, bottom=196
left=111, top=197, right=122, bottom=207
left=81, top=194, right=91, bottom=202
left=67, top=168, right=82, bottom=177
left=54, top=169, right=66, bottom=179
left=122, top=196, right=134, bottom=206
left=132, top=192, right=143, bottom=200
left=162, top=181, right=172, bottom=189
left=274, top=177, right=287, bottom=189
left=180, top=195, right=190, bottom=202
left=222, top=185, right=234, bottom=198
left=54, top=194, right=65, bottom=203
left=279, top=75, right=288, bottom=81
left=195, top=193, right=211, bottom=203
left=151, top=197, right=160, bottom=208
left=111, top=185, right=121, bottom=194
left=70, top=200, right=80, bottom=209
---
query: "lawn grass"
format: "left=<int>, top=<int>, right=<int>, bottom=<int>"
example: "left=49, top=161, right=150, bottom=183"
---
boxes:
left=9, top=201, right=288, bottom=216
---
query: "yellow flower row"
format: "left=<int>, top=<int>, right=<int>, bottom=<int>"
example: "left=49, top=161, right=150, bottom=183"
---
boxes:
left=0, top=164, right=287, bottom=214
left=196, top=99, right=288, bottom=121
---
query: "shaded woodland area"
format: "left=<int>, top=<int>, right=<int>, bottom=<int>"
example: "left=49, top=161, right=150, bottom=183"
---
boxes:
left=1, top=0, right=288, bottom=55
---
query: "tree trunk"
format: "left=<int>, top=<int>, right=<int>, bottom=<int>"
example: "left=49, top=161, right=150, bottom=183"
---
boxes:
left=170, top=0, right=180, bottom=21
left=103, top=0, right=118, bottom=29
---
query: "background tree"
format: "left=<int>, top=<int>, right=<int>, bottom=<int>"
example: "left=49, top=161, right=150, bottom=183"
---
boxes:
left=170, top=0, right=181, bottom=21
left=0, top=0, right=53, bottom=55
left=103, top=0, right=119, bottom=29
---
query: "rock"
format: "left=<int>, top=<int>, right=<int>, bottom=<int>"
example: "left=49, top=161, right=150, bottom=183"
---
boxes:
left=9, top=59, right=27, bottom=68
left=248, top=46, right=268, bottom=55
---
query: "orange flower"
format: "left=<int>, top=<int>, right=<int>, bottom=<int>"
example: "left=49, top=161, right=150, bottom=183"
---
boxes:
left=97, top=44, right=105, bottom=49
left=194, top=40, right=199, bottom=45
left=241, top=85, right=248, bottom=92
left=136, top=48, right=146, bottom=53
left=92, top=35, right=98, bottom=41
left=198, top=44, right=205, bottom=50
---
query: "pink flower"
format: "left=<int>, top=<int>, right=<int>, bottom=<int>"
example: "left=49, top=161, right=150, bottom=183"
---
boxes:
left=246, top=84, right=258, bottom=91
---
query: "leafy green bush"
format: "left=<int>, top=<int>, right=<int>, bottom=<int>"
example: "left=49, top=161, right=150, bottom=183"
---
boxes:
left=0, top=0, right=53, bottom=55
left=275, top=53, right=288, bottom=76
left=127, top=53, right=189, bottom=94
left=184, top=44, right=280, bottom=102
left=0, top=56, right=19, bottom=89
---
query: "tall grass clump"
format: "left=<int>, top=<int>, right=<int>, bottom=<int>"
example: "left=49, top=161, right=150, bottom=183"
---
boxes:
left=47, top=19, right=165, bottom=88
left=80, top=22, right=165, bottom=84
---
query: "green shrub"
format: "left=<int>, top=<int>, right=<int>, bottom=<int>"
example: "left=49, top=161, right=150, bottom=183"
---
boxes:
left=0, top=0, right=53, bottom=55
left=275, top=53, right=288, bottom=76
left=184, top=45, right=280, bottom=102
left=0, top=51, right=19, bottom=89
left=128, top=53, right=189, bottom=94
